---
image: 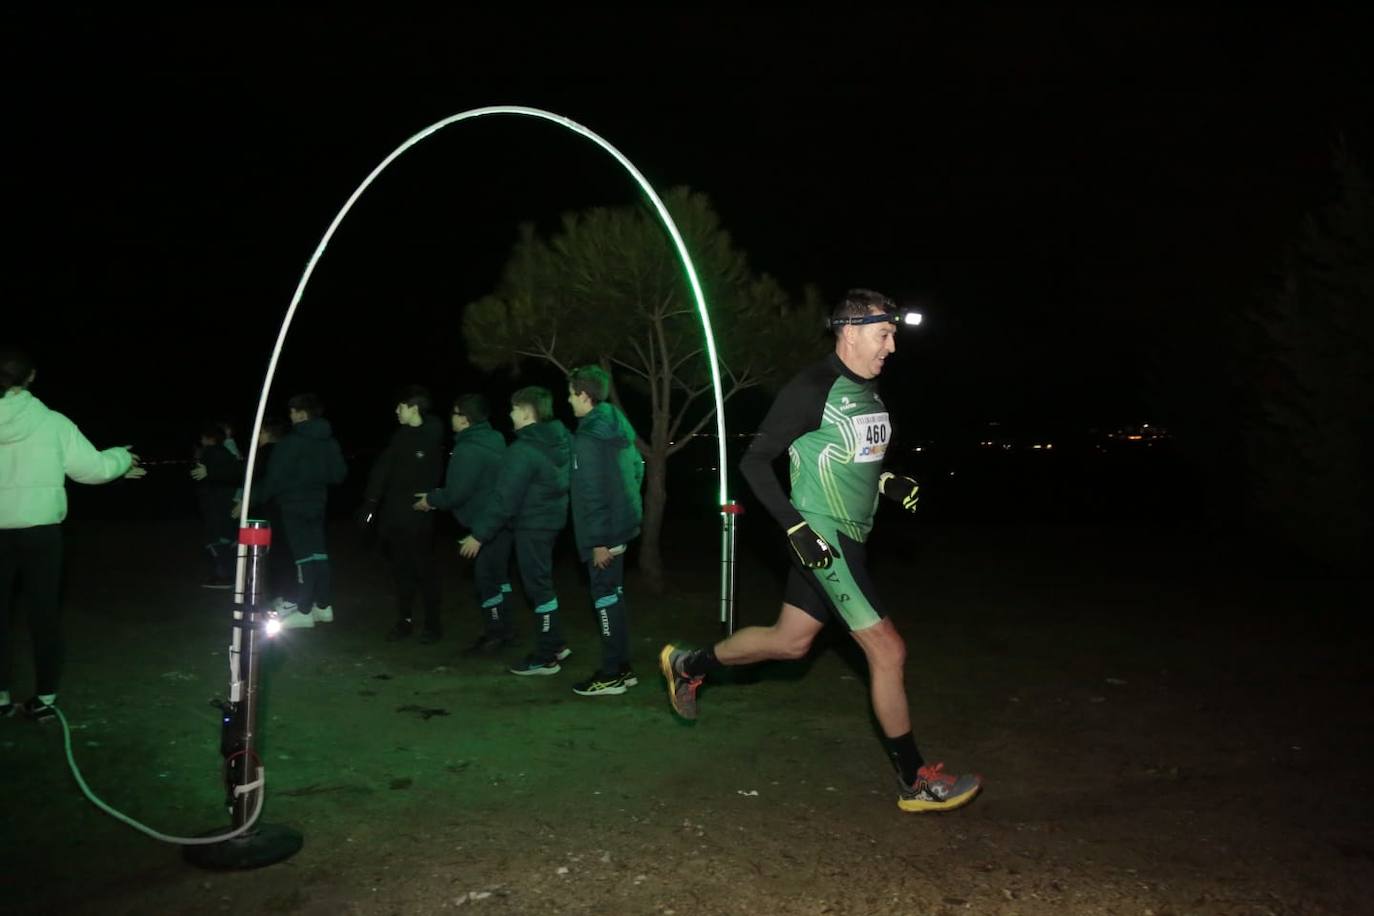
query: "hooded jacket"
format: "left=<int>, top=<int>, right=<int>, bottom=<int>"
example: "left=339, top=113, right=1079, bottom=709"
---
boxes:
left=570, top=402, right=644, bottom=559
left=0, top=389, right=132, bottom=528
left=469, top=419, right=570, bottom=541
left=249, top=416, right=347, bottom=517
left=426, top=420, right=506, bottom=530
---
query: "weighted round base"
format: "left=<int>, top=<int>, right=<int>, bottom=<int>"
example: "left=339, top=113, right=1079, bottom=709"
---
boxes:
left=183, top=823, right=303, bottom=870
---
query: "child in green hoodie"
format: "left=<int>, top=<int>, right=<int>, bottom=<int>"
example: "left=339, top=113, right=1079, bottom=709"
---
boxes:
left=566, top=366, right=644, bottom=697
left=415, top=394, right=513, bottom=654
left=248, top=392, right=347, bottom=629
left=459, top=386, right=572, bottom=676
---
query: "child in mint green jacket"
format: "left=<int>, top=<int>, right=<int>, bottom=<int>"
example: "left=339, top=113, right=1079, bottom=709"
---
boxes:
left=0, top=348, right=145, bottom=722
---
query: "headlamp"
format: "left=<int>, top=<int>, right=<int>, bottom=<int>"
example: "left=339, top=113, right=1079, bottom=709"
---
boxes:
left=828, top=309, right=923, bottom=329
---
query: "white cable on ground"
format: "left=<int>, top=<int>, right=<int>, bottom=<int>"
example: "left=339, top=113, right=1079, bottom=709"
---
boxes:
left=56, top=706, right=265, bottom=846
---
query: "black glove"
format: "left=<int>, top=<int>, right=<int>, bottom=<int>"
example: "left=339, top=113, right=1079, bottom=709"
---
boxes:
left=879, top=472, right=920, bottom=513
left=786, top=521, right=834, bottom=569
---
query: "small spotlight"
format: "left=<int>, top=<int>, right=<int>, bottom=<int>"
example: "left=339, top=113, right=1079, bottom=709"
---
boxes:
left=265, top=618, right=283, bottom=637
left=903, top=311, right=923, bottom=326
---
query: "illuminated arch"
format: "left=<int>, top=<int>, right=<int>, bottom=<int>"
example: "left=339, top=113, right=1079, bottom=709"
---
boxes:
left=238, top=106, right=728, bottom=515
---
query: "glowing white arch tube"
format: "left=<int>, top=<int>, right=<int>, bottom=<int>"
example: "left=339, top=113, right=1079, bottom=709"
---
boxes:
left=237, top=106, right=728, bottom=521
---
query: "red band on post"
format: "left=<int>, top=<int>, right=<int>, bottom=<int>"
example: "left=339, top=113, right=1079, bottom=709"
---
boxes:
left=720, top=503, right=744, bottom=515
left=238, top=527, right=272, bottom=546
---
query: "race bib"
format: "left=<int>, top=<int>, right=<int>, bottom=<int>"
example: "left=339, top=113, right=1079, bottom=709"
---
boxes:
left=851, top=412, right=890, bottom=463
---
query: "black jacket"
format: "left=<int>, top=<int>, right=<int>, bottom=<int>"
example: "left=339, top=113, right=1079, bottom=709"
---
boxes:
left=250, top=417, right=347, bottom=517
left=470, top=420, right=570, bottom=540
left=363, top=416, right=445, bottom=528
left=427, top=421, right=505, bottom=530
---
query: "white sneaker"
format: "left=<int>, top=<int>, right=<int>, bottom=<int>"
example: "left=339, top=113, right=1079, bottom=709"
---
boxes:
left=311, top=605, right=334, bottom=623
left=277, top=608, right=316, bottom=629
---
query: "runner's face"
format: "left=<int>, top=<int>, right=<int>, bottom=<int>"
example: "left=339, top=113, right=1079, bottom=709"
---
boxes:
left=852, top=321, right=897, bottom=378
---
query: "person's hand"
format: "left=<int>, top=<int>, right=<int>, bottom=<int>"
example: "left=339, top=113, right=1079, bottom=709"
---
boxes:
left=413, top=493, right=432, bottom=512
left=229, top=501, right=241, bottom=518
left=190, top=462, right=208, bottom=481
left=786, top=521, right=834, bottom=569
left=459, top=535, right=482, bottom=559
left=592, top=546, right=613, bottom=569
left=878, top=472, right=920, bottom=513
left=124, top=449, right=146, bottom=479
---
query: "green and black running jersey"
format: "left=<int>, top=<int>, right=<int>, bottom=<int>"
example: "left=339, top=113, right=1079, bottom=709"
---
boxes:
left=740, top=353, right=891, bottom=542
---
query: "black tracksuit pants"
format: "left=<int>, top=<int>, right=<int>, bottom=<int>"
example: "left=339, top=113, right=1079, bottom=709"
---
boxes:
left=473, top=527, right=514, bottom=639
left=0, top=525, right=64, bottom=696
left=587, top=553, right=631, bottom=673
left=381, top=520, right=441, bottom=633
left=515, top=528, right=563, bottom=660
left=281, top=509, right=332, bottom=610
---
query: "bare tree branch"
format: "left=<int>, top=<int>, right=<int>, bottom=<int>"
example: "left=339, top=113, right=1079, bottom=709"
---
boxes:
left=669, top=346, right=705, bottom=376
left=610, top=357, right=651, bottom=380
left=514, top=346, right=570, bottom=375
left=664, top=380, right=757, bottom=458
left=652, top=315, right=674, bottom=434
left=635, top=332, right=661, bottom=419
left=667, top=383, right=711, bottom=441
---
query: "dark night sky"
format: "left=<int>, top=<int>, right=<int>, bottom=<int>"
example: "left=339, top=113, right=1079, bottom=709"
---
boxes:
left=4, top=7, right=1371, bottom=456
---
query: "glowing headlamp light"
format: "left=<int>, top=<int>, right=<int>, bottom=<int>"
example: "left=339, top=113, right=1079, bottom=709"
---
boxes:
left=829, top=309, right=924, bottom=329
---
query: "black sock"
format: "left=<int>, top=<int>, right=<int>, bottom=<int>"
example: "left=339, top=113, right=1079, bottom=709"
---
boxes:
left=681, top=645, right=724, bottom=678
left=882, top=732, right=925, bottom=785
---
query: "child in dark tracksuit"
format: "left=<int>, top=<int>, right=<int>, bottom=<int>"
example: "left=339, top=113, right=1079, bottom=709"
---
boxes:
left=361, top=387, right=445, bottom=642
left=246, top=417, right=295, bottom=603
left=249, top=393, right=347, bottom=629
left=566, top=366, right=645, bottom=696
left=461, top=386, right=571, bottom=676
left=193, top=422, right=243, bottom=589
left=421, top=394, right=511, bottom=654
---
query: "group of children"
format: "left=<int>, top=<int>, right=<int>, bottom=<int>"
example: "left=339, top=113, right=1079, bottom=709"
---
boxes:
left=191, top=396, right=345, bottom=625
left=205, top=366, right=645, bottom=697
